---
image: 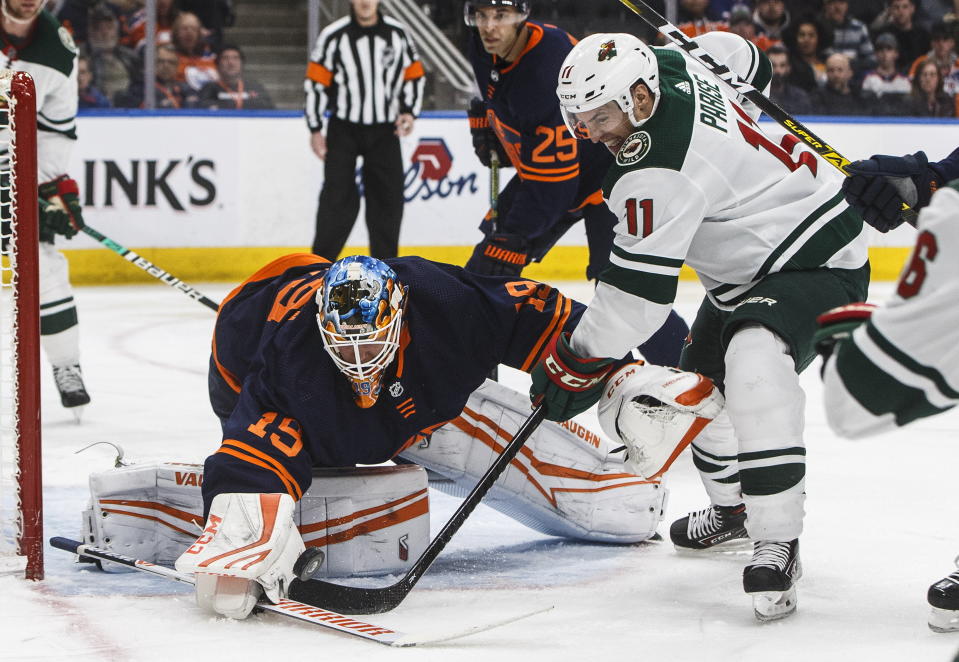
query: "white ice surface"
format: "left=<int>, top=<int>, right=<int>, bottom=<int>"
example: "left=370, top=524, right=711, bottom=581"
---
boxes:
left=2, top=279, right=958, bottom=662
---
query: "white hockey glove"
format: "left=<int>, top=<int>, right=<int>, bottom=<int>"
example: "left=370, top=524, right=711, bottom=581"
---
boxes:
left=598, top=362, right=724, bottom=479
left=175, top=493, right=305, bottom=620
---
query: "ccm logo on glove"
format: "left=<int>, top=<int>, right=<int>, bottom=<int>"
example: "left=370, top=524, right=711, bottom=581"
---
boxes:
left=185, top=514, right=222, bottom=555
left=544, top=354, right=608, bottom=390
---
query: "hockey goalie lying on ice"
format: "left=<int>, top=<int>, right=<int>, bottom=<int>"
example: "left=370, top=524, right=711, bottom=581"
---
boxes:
left=80, top=254, right=720, bottom=619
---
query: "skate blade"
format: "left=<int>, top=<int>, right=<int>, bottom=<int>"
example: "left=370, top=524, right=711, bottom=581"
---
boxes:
left=752, top=587, right=798, bottom=622
left=928, top=606, right=959, bottom=633
left=673, top=538, right=753, bottom=556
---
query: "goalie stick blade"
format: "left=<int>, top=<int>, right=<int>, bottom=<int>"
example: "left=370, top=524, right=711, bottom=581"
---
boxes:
left=49, top=537, right=548, bottom=647
left=288, top=576, right=411, bottom=614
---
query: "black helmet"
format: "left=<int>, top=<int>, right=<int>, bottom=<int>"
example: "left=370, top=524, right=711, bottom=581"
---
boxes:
left=464, top=0, right=531, bottom=26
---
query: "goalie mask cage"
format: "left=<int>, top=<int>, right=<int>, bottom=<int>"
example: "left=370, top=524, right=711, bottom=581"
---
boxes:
left=0, top=71, right=41, bottom=580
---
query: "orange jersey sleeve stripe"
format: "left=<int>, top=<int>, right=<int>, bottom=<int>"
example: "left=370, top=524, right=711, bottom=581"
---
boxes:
left=403, top=60, right=425, bottom=81
left=394, top=420, right=449, bottom=455
left=306, top=61, right=333, bottom=86
left=217, top=441, right=303, bottom=500
left=519, top=162, right=580, bottom=176
left=519, top=170, right=580, bottom=183
left=521, top=291, right=572, bottom=372
left=215, top=447, right=298, bottom=499
left=222, top=439, right=304, bottom=499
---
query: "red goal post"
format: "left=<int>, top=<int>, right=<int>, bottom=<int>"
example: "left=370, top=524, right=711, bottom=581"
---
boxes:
left=0, top=70, right=42, bottom=580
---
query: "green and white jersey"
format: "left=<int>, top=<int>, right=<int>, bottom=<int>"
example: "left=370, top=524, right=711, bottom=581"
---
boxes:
left=570, top=32, right=869, bottom=359
left=0, top=11, right=78, bottom=182
left=822, top=183, right=959, bottom=438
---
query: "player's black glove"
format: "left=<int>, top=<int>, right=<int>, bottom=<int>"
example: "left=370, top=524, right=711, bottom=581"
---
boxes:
left=467, top=97, right=509, bottom=169
left=841, top=151, right=940, bottom=232
left=529, top=332, right=616, bottom=422
left=464, top=232, right=530, bottom=277
left=813, top=302, right=876, bottom=366
left=38, top=175, right=85, bottom=242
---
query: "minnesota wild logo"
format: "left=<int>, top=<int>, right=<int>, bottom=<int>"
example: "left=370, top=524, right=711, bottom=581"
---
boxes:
left=616, top=131, right=651, bottom=165
left=598, top=40, right=617, bottom=61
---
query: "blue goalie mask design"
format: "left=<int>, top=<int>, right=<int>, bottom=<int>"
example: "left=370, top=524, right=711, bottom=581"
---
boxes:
left=317, top=256, right=408, bottom=408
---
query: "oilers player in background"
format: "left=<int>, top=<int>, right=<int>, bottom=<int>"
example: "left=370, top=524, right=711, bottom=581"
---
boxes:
left=462, top=0, right=687, bottom=369
left=0, top=0, right=90, bottom=411
left=173, top=253, right=720, bottom=620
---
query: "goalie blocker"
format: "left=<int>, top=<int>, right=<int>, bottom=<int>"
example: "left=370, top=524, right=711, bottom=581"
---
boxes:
left=83, top=381, right=668, bottom=583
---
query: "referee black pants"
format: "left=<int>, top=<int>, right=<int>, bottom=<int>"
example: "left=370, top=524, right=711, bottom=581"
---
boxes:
left=312, top=118, right=405, bottom=261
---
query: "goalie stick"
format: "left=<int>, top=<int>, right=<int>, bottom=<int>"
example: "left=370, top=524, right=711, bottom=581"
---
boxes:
left=49, top=537, right=550, bottom=647
left=81, top=225, right=221, bottom=311
left=617, top=0, right=918, bottom=227
left=288, top=404, right=548, bottom=614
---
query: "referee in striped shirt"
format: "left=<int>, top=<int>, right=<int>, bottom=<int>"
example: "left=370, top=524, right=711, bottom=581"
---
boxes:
left=305, top=0, right=425, bottom=260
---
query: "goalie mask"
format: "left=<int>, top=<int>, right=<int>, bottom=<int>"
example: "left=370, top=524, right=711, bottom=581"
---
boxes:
left=317, top=256, right=408, bottom=409
left=556, top=33, right=661, bottom=141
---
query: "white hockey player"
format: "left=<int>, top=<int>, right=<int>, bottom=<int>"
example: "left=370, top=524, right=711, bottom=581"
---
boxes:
left=531, top=31, right=871, bottom=621
left=1, top=0, right=90, bottom=410
left=817, top=169, right=959, bottom=632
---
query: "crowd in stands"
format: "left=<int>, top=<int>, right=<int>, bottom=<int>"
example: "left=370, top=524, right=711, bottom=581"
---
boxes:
left=424, top=0, right=959, bottom=118
left=60, top=0, right=274, bottom=110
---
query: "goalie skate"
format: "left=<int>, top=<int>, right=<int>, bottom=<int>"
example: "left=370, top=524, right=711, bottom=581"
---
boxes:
left=927, top=557, right=959, bottom=633
left=743, top=539, right=801, bottom=622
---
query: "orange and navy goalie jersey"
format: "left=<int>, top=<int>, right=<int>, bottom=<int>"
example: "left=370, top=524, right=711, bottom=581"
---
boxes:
left=467, top=21, right=613, bottom=244
left=203, top=254, right=584, bottom=513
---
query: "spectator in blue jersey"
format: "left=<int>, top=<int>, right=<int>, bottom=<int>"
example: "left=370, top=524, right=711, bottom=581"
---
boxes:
left=462, top=0, right=688, bottom=368
left=821, top=0, right=875, bottom=74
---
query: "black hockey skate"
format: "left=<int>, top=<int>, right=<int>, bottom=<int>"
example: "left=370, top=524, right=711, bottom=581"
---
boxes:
left=927, top=557, right=959, bottom=633
left=53, top=363, right=91, bottom=411
left=743, top=539, right=802, bottom=622
left=670, top=503, right=749, bottom=551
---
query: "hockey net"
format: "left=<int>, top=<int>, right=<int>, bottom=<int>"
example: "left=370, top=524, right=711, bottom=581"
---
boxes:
left=0, top=70, right=42, bottom=580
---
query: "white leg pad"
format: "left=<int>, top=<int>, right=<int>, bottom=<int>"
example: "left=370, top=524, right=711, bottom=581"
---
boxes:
left=724, top=326, right=806, bottom=541
left=84, top=463, right=430, bottom=578
left=296, top=465, right=429, bottom=578
left=399, top=380, right=667, bottom=543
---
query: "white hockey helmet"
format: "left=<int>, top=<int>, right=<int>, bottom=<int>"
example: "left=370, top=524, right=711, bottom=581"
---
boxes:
left=556, top=33, right=660, bottom=139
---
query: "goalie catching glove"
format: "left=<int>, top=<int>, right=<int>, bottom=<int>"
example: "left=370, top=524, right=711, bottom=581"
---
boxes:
left=597, top=362, right=724, bottom=479
left=175, top=493, right=305, bottom=620
left=38, top=175, right=85, bottom=241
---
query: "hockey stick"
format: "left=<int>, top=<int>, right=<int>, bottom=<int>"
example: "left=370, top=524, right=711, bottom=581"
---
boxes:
left=488, top=151, right=501, bottom=382
left=288, top=404, right=548, bottom=613
left=81, top=225, right=221, bottom=311
left=49, top=537, right=550, bottom=646
left=617, top=0, right=919, bottom=227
